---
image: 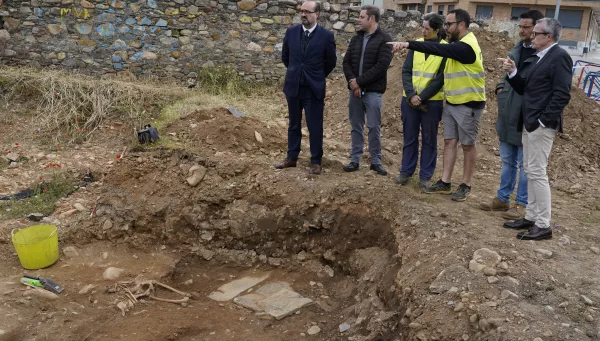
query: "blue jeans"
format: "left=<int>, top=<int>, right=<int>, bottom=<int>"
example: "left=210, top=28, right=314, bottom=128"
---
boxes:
left=497, top=141, right=528, bottom=206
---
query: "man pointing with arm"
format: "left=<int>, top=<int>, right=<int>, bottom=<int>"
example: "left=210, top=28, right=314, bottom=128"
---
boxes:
left=389, top=9, right=485, bottom=202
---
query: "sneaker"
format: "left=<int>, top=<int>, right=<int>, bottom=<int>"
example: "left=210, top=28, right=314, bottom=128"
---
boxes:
left=343, top=162, right=360, bottom=172
left=479, top=197, right=510, bottom=211
left=423, top=179, right=452, bottom=194
left=394, top=174, right=410, bottom=185
left=500, top=204, right=526, bottom=220
left=451, top=183, right=471, bottom=201
left=370, top=164, right=388, bottom=176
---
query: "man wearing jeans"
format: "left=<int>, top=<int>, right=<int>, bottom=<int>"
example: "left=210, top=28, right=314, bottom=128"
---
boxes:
left=500, top=18, right=572, bottom=240
left=342, top=5, right=393, bottom=175
left=480, top=10, right=543, bottom=220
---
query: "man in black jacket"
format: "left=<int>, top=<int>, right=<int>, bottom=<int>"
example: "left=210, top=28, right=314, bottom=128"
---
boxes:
left=342, top=5, right=393, bottom=175
left=500, top=18, right=572, bottom=240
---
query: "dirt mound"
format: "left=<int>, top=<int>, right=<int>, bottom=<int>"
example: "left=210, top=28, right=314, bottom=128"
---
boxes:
left=162, top=108, right=287, bottom=156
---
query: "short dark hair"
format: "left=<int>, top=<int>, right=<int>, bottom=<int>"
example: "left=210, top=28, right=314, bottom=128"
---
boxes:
left=449, top=8, right=470, bottom=28
left=424, top=13, right=446, bottom=39
left=361, top=5, right=380, bottom=22
left=520, top=10, right=544, bottom=23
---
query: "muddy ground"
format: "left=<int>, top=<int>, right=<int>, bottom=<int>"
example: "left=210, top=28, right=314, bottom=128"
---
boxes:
left=1, top=30, right=600, bottom=341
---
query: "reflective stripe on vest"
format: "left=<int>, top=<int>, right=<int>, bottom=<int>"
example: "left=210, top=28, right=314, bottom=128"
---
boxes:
left=403, top=38, right=446, bottom=101
left=443, top=32, right=486, bottom=104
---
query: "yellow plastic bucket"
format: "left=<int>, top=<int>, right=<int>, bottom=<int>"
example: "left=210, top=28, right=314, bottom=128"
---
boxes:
left=11, top=224, right=59, bottom=270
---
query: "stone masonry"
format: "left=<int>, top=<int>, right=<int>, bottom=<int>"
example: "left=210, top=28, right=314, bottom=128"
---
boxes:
left=0, top=0, right=419, bottom=80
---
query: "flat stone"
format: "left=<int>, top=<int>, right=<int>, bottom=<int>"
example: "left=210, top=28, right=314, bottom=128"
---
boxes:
left=80, top=0, right=94, bottom=8
left=234, top=282, right=313, bottom=320
left=339, top=323, right=350, bottom=332
left=208, top=274, right=269, bottom=301
left=590, top=246, right=600, bottom=254
left=74, top=23, right=92, bottom=35
left=47, top=24, right=66, bottom=35
left=581, top=295, right=594, bottom=306
left=25, top=287, right=59, bottom=300
left=344, top=23, right=355, bottom=33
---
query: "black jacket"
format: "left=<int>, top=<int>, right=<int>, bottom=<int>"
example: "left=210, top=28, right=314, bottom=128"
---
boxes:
left=343, top=28, right=393, bottom=94
left=506, top=45, right=572, bottom=133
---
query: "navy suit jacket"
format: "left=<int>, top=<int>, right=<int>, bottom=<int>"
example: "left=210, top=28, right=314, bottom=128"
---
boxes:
left=282, top=24, right=337, bottom=99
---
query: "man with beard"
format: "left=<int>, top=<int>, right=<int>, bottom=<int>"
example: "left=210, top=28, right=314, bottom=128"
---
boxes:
left=275, top=1, right=337, bottom=175
left=479, top=10, right=543, bottom=220
left=342, top=5, right=393, bottom=175
left=389, top=9, right=486, bottom=202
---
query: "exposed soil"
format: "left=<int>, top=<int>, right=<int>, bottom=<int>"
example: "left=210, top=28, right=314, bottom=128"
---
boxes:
left=1, top=29, right=600, bottom=341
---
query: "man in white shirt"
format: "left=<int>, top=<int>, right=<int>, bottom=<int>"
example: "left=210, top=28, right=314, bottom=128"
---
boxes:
left=499, top=18, right=572, bottom=241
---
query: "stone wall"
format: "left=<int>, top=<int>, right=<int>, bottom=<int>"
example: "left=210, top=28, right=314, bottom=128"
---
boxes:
left=0, top=0, right=419, bottom=81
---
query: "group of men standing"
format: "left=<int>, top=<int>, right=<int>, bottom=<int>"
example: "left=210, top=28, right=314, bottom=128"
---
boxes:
left=275, top=1, right=572, bottom=241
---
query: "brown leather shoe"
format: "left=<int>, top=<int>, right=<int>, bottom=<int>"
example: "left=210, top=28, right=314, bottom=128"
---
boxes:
left=309, top=164, right=322, bottom=175
left=501, top=204, right=526, bottom=220
left=479, top=197, right=510, bottom=211
left=274, top=159, right=297, bottom=169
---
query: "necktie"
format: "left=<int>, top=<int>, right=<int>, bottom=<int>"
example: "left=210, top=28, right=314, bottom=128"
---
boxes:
left=302, top=30, right=310, bottom=54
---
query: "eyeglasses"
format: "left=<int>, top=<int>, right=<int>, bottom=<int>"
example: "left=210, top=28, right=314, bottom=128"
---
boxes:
left=517, top=25, right=534, bottom=29
left=443, top=21, right=461, bottom=27
left=299, top=10, right=317, bottom=14
left=532, top=31, right=550, bottom=38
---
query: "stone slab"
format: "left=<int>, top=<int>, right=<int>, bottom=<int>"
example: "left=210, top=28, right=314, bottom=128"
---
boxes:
left=208, top=274, right=269, bottom=301
left=234, top=281, right=312, bottom=320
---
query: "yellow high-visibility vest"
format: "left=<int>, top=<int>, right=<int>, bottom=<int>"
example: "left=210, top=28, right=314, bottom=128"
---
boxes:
left=403, top=38, right=446, bottom=100
left=444, top=32, right=486, bottom=104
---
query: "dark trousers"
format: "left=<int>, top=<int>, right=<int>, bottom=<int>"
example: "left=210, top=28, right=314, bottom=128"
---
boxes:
left=286, top=86, right=324, bottom=164
left=400, top=98, right=443, bottom=181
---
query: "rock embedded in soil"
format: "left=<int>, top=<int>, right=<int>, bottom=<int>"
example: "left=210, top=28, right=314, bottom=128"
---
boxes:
left=500, top=290, right=519, bottom=300
left=535, top=249, right=553, bottom=259
left=25, top=287, right=59, bottom=300
left=74, top=203, right=88, bottom=212
left=186, top=165, right=207, bottom=187
left=62, top=246, right=79, bottom=258
left=307, top=326, right=321, bottom=335
left=102, top=267, right=124, bottom=280
left=78, top=284, right=97, bottom=295
left=469, top=248, right=501, bottom=273
left=590, top=246, right=600, bottom=255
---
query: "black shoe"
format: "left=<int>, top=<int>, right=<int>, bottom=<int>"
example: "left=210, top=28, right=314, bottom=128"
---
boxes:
left=517, top=225, right=552, bottom=240
left=370, top=164, right=387, bottom=176
left=394, top=174, right=410, bottom=185
left=343, top=162, right=360, bottom=172
left=424, top=179, right=452, bottom=194
left=503, top=218, right=535, bottom=230
left=451, top=183, right=471, bottom=202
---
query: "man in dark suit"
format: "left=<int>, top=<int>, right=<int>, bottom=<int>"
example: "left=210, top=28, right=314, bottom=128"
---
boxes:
left=500, top=18, right=572, bottom=240
left=275, top=1, right=337, bottom=175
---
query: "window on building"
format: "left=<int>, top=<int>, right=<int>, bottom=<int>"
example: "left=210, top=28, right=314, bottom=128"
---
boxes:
left=448, top=5, right=455, bottom=12
left=475, top=5, right=493, bottom=19
left=427, top=5, right=432, bottom=13
left=511, top=7, right=529, bottom=20
left=408, top=4, right=417, bottom=11
left=438, top=5, right=444, bottom=15
left=546, top=9, right=584, bottom=29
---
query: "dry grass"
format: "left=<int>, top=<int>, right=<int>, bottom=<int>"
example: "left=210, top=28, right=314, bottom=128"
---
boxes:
left=0, top=66, right=285, bottom=147
left=0, top=67, right=184, bottom=141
